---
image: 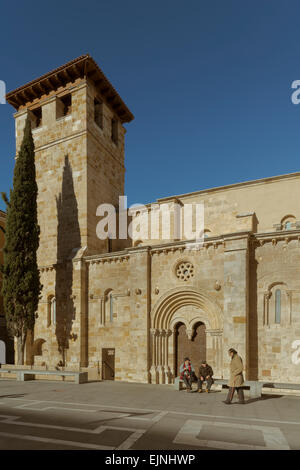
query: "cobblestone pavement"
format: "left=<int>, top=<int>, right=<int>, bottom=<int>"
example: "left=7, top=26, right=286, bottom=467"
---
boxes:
left=0, top=379, right=299, bottom=450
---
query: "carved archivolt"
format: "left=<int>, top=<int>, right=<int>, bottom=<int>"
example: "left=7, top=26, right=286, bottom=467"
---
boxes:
left=151, top=286, right=223, bottom=331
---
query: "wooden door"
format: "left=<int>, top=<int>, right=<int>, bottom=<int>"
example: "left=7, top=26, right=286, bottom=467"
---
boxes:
left=102, top=348, right=115, bottom=380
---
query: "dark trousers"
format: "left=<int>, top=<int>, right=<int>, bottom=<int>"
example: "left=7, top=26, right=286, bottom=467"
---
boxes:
left=226, top=387, right=245, bottom=403
left=197, top=377, right=213, bottom=391
left=182, top=375, right=192, bottom=389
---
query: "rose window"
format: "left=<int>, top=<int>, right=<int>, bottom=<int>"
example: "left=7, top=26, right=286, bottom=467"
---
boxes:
left=176, top=261, right=194, bottom=281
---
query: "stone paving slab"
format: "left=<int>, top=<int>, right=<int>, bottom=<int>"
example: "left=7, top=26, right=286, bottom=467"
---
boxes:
left=0, top=379, right=299, bottom=450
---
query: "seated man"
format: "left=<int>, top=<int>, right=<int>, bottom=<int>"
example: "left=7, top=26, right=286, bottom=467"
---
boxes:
left=179, top=357, right=195, bottom=392
left=197, top=360, right=214, bottom=393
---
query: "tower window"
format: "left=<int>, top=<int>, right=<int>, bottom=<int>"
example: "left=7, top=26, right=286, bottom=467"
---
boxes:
left=94, top=98, right=103, bottom=128
left=30, top=107, right=42, bottom=129
left=56, top=93, right=72, bottom=119
left=275, top=289, right=281, bottom=324
left=111, top=118, right=118, bottom=145
left=47, top=296, right=56, bottom=326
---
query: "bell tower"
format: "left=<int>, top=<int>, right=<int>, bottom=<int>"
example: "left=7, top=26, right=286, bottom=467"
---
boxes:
left=7, top=54, right=134, bottom=265
left=6, top=56, right=134, bottom=368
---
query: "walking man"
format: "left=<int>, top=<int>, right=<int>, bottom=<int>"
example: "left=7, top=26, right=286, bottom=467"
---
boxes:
left=197, top=360, right=214, bottom=393
left=179, top=357, right=195, bottom=392
left=224, top=348, right=245, bottom=404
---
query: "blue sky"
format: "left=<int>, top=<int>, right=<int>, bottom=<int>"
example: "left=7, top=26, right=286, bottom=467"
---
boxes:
left=1, top=0, right=300, bottom=211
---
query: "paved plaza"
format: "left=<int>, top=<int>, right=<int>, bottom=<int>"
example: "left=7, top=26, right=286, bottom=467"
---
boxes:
left=0, top=379, right=299, bottom=450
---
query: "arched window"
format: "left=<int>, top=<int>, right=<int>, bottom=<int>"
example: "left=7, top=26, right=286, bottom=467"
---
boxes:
left=280, top=215, right=295, bottom=231
left=284, top=221, right=292, bottom=230
left=110, top=293, right=114, bottom=322
left=275, top=289, right=281, bottom=324
left=51, top=297, right=56, bottom=326
left=104, top=290, right=114, bottom=323
left=204, top=229, right=211, bottom=239
left=0, top=340, right=6, bottom=364
left=47, top=296, right=55, bottom=327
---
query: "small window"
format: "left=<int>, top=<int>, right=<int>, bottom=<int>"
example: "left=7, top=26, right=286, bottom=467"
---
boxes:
left=110, top=294, right=114, bottom=322
left=47, top=296, right=56, bottom=326
left=104, top=290, right=115, bottom=324
left=56, top=94, right=72, bottom=119
left=51, top=297, right=56, bottom=325
left=275, top=289, right=281, bottom=324
left=94, top=98, right=103, bottom=128
left=30, top=107, right=42, bottom=129
left=111, top=118, right=118, bottom=144
left=285, top=221, right=292, bottom=230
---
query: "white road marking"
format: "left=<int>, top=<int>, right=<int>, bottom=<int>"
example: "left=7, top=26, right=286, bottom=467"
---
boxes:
left=0, top=414, right=137, bottom=435
left=173, top=419, right=290, bottom=450
left=127, top=410, right=168, bottom=423
left=0, top=414, right=147, bottom=450
left=2, top=397, right=300, bottom=427
left=0, top=430, right=114, bottom=450
left=116, top=430, right=146, bottom=450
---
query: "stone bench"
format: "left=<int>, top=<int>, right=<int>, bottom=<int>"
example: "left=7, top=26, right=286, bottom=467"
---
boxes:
left=262, top=382, right=300, bottom=392
left=174, top=376, right=198, bottom=392
left=214, top=379, right=263, bottom=399
left=174, top=377, right=300, bottom=399
left=174, top=377, right=262, bottom=398
left=0, top=368, right=88, bottom=384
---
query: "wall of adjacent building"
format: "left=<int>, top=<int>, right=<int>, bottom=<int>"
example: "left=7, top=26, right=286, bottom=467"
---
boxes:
left=254, top=237, right=300, bottom=383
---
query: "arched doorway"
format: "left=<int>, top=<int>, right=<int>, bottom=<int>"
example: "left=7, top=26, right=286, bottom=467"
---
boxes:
left=174, top=322, right=206, bottom=375
left=0, top=340, right=5, bottom=364
left=150, top=287, right=223, bottom=384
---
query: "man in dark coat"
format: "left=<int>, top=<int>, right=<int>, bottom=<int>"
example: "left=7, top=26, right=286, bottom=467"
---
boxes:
left=197, top=360, right=214, bottom=393
left=224, top=348, right=245, bottom=404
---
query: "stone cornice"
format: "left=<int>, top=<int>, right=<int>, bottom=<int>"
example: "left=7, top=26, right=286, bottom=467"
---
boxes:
left=48, top=229, right=300, bottom=268
left=253, top=229, right=300, bottom=245
left=85, top=251, right=130, bottom=265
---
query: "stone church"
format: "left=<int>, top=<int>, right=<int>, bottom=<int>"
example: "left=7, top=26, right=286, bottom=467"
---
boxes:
left=5, top=54, right=300, bottom=384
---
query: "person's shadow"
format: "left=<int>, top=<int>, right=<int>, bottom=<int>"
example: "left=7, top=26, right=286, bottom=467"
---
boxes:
left=231, top=394, right=283, bottom=404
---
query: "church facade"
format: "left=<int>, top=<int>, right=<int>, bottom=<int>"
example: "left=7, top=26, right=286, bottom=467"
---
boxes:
left=6, top=55, right=300, bottom=384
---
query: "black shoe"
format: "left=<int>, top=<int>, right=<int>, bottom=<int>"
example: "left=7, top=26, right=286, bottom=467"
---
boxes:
left=238, top=401, right=245, bottom=404
left=223, top=401, right=231, bottom=405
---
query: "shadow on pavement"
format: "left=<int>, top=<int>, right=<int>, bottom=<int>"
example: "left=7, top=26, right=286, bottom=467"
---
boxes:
left=242, top=394, right=284, bottom=404
left=0, top=394, right=26, bottom=399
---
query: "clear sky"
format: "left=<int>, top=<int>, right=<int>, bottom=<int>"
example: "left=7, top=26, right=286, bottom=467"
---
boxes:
left=1, top=0, right=300, bottom=211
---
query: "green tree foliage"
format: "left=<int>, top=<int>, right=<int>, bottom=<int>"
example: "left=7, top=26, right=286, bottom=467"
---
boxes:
left=1, top=118, right=42, bottom=364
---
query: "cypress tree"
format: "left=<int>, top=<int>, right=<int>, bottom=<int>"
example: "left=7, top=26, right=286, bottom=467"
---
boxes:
left=1, top=118, right=42, bottom=365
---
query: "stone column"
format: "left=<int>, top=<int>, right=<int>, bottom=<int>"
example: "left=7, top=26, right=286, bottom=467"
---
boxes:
left=206, top=329, right=223, bottom=378
left=223, top=234, right=249, bottom=379
left=72, top=256, right=88, bottom=368
left=263, top=292, right=270, bottom=326
left=162, top=329, right=172, bottom=384
left=149, top=328, right=158, bottom=383
left=128, top=247, right=150, bottom=383
left=99, top=296, right=105, bottom=326
left=156, top=329, right=165, bottom=383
